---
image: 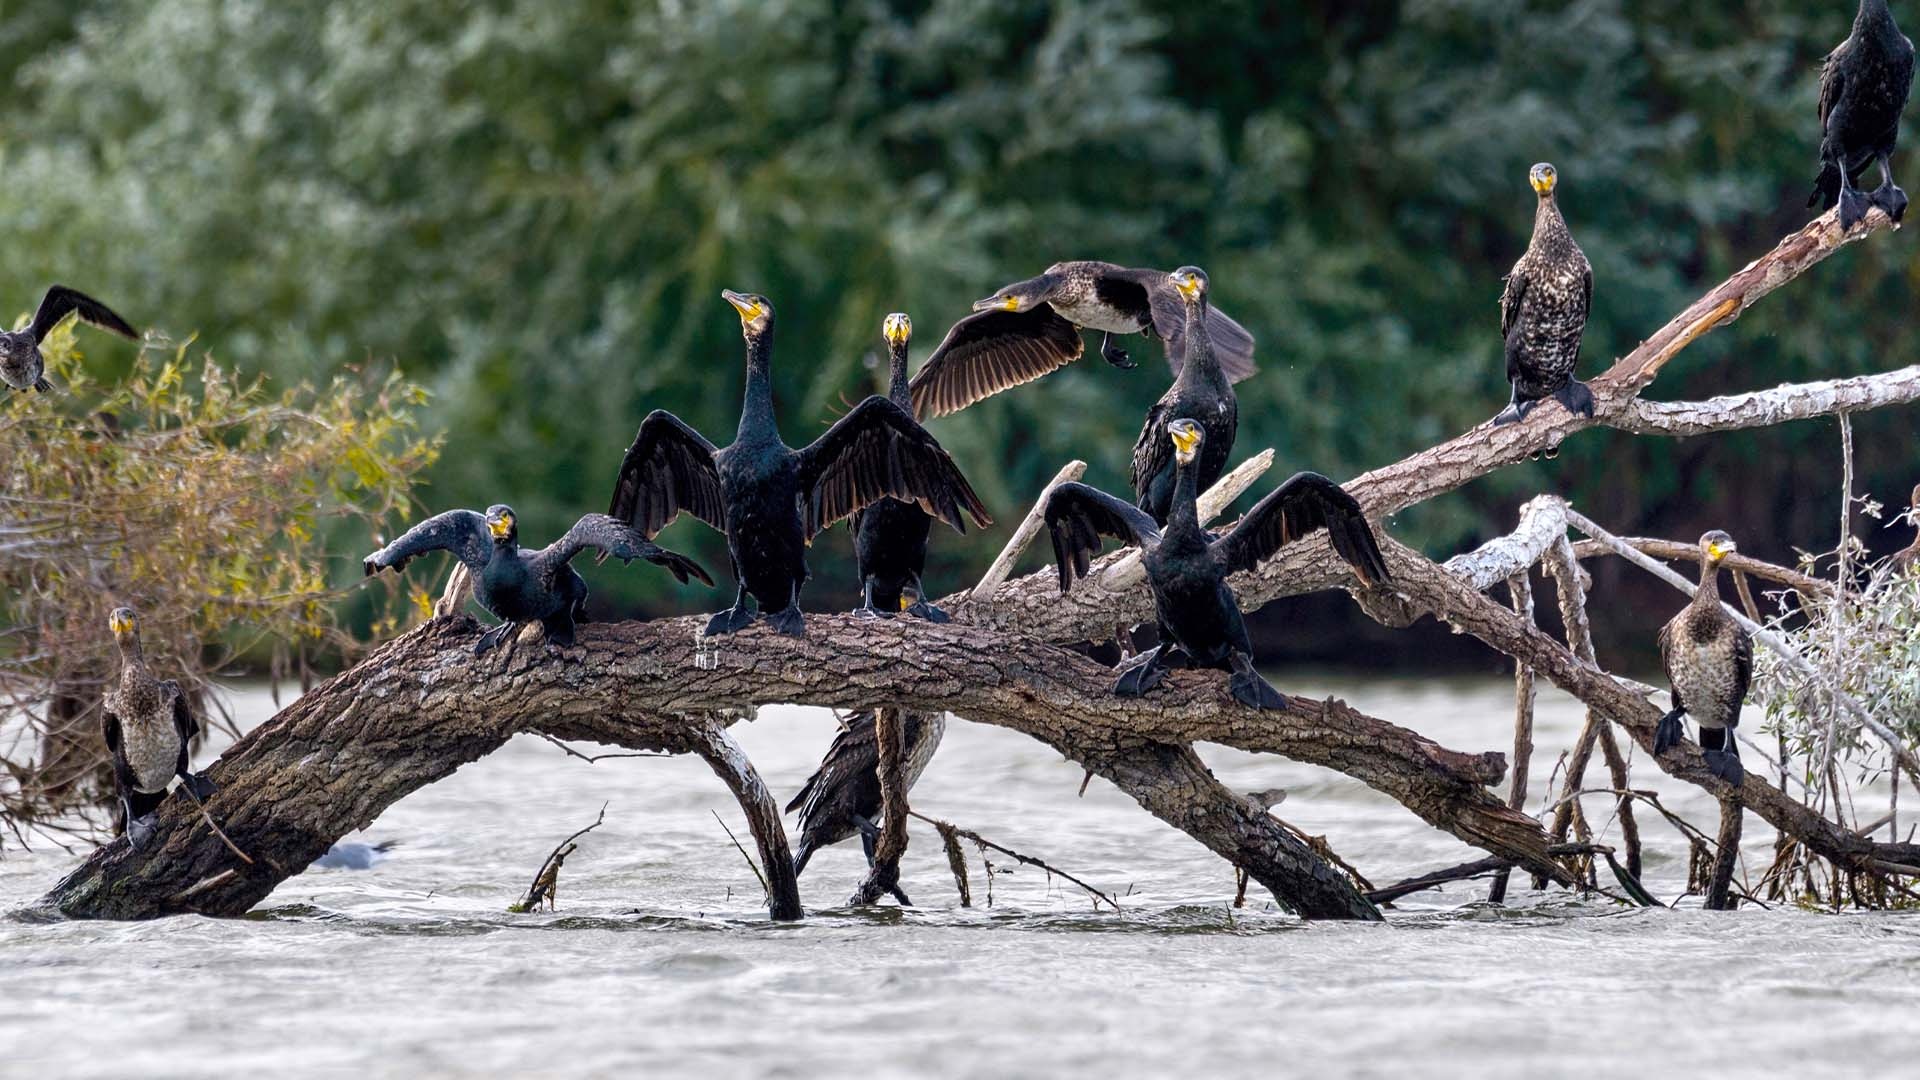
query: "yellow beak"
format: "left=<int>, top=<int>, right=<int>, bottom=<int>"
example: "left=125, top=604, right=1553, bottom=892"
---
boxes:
left=1168, top=426, right=1201, bottom=455
left=1174, top=276, right=1201, bottom=301
left=723, top=290, right=761, bottom=322
left=108, top=613, right=133, bottom=634
left=1531, top=173, right=1556, bottom=196
left=489, top=516, right=513, bottom=538
left=1707, top=542, right=1734, bottom=561
left=884, top=316, right=911, bottom=346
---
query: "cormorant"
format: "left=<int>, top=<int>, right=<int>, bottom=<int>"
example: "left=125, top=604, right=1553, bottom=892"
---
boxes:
left=363, top=504, right=713, bottom=654
left=786, top=710, right=946, bottom=875
left=1042, top=419, right=1390, bottom=708
left=1893, top=482, right=1920, bottom=575
left=1495, top=163, right=1594, bottom=427
left=101, top=607, right=215, bottom=850
left=850, top=314, right=952, bottom=620
left=1130, top=267, right=1238, bottom=524
left=1654, top=531, right=1753, bottom=786
left=1, top=285, right=138, bottom=393
left=1809, top=0, right=1914, bottom=229
left=907, top=260, right=1257, bottom=420
left=607, top=291, right=991, bottom=638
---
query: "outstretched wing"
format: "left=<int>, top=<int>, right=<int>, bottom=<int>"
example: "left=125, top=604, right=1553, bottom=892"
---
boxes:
left=1212, top=471, right=1390, bottom=585
left=796, top=395, right=992, bottom=537
left=362, top=509, right=492, bottom=575
left=1499, top=271, right=1529, bottom=341
left=907, top=306, right=1085, bottom=420
left=1147, top=288, right=1258, bottom=383
left=1128, top=401, right=1171, bottom=500
left=1817, top=41, right=1848, bottom=128
left=1042, top=481, right=1162, bottom=593
left=607, top=410, right=725, bottom=539
left=31, top=285, right=138, bottom=344
left=536, top=513, right=715, bottom=587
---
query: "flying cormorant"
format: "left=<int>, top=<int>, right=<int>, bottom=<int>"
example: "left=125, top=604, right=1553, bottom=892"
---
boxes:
left=101, top=607, right=216, bottom=850
left=1129, top=267, right=1238, bottom=525
left=1495, top=163, right=1594, bottom=427
left=607, top=291, right=991, bottom=638
left=1042, top=419, right=1390, bottom=708
left=363, top=504, right=713, bottom=654
left=1, top=285, right=138, bottom=393
left=1809, top=0, right=1914, bottom=229
left=907, top=260, right=1257, bottom=420
left=786, top=710, right=946, bottom=876
left=1654, top=531, right=1753, bottom=786
left=851, top=314, right=951, bottom=621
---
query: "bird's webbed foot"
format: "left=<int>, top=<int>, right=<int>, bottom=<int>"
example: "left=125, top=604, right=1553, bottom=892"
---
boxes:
left=853, top=604, right=892, bottom=621
left=703, top=605, right=755, bottom=637
left=1703, top=743, right=1745, bottom=787
left=1099, top=332, right=1136, bottom=370
left=1228, top=655, right=1290, bottom=711
left=763, top=605, right=806, bottom=638
left=1652, top=708, right=1686, bottom=757
left=1552, top=379, right=1596, bottom=420
left=1111, top=647, right=1167, bottom=697
left=473, top=621, right=520, bottom=656
left=905, top=600, right=950, bottom=623
left=855, top=813, right=880, bottom=865
left=1839, top=184, right=1875, bottom=230
left=1492, top=394, right=1535, bottom=427
left=126, top=813, right=159, bottom=852
left=1873, top=181, right=1908, bottom=223
left=180, top=771, right=217, bottom=802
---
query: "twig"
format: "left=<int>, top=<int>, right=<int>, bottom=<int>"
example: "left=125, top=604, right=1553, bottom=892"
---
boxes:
left=537, top=732, right=671, bottom=763
left=1570, top=537, right=1832, bottom=599
left=907, top=809, right=1118, bottom=911
left=1368, top=857, right=1511, bottom=904
left=711, top=809, right=770, bottom=902
left=510, top=802, right=607, bottom=913
left=933, top=819, right=972, bottom=907
left=181, top=785, right=254, bottom=867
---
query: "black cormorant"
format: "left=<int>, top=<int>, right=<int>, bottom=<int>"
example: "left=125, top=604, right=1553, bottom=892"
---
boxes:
left=786, top=710, right=946, bottom=875
left=1129, top=267, right=1238, bottom=524
left=363, top=504, right=713, bottom=654
left=101, top=607, right=215, bottom=850
left=1654, top=531, right=1753, bottom=786
left=1809, top=0, right=1914, bottom=229
left=1042, top=419, right=1390, bottom=708
left=1, top=285, right=138, bottom=393
left=907, top=260, right=1257, bottom=420
left=607, top=291, right=991, bottom=638
left=1495, top=163, right=1594, bottom=427
left=851, top=314, right=950, bottom=621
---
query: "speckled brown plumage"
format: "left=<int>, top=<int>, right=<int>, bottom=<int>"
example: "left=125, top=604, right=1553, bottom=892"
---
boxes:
left=101, top=607, right=213, bottom=849
left=1655, top=532, right=1753, bottom=785
left=1495, top=163, right=1594, bottom=426
left=0, top=285, right=138, bottom=393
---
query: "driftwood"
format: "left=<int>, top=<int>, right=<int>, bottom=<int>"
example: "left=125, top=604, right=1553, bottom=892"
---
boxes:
left=847, top=707, right=911, bottom=907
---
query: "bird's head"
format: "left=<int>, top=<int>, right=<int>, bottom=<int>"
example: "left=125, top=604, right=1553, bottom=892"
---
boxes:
left=485, top=505, right=518, bottom=545
left=1169, top=266, right=1210, bottom=307
left=1167, top=418, right=1204, bottom=465
left=722, top=290, right=774, bottom=338
left=1530, top=162, right=1559, bottom=198
left=883, top=312, right=912, bottom=349
left=971, top=276, right=1051, bottom=314
left=107, top=606, right=139, bottom=642
left=1700, top=529, right=1737, bottom=565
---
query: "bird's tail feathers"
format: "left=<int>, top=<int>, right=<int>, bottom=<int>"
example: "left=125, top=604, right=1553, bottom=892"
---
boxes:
left=33, top=376, right=56, bottom=394
left=1809, top=161, right=1842, bottom=211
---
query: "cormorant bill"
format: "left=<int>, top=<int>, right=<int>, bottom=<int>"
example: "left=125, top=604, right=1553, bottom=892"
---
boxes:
left=1129, top=267, right=1239, bottom=525
left=1654, top=531, right=1753, bottom=786
left=101, top=607, right=216, bottom=850
left=1, top=285, right=139, bottom=393
left=1042, top=419, right=1389, bottom=709
left=906, top=260, right=1258, bottom=420
left=1809, top=0, right=1914, bottom=229
left=786, top=710, right=946, bottom=876
left=851, top=314, right=951, bottom=622
left=1494, top=163, right=1594, bottom=427
left=608, top=291, right=992, bottom=638
left=363, top=504, right=714, bottom=655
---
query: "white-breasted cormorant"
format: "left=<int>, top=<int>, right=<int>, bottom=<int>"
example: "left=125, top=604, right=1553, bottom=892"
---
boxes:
left=101, top=607, right=215, bottom=850
left=1495, top=163, right=1594, bottom=427
left=1809, top=0, right=1914, bottom=229
left=851, top=314, right=951, bottom=621
left=363, top=504, right=713, bottom=654
left=786, top=710, right=946, bottom=876
left=608, top=291, right=991, bottom=637
left=1130, top=267, right=1237, bottom=525
left=2, top=285, right=138, bottom=393
left=1042, top=420, right=1390, bottom=708
left=1654, top=531, right=1753, bottom=786
left=907, top=260, right=1256, bottom=420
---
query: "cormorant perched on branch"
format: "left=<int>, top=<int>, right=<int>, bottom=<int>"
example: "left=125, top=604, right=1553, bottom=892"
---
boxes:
left=1809, top=0, right=1914, bottom=229
left=907, top=260, right=1257, bottom=420
left=608, top=291, right=991, bottom=638
left=1130, top=267, right=1238, bottom=525
left=1654, top=531, right=1753, bottom=786
left=1, top=285, right=139, bottom=393
left=363, top=504, right=712, bottom=655
left=851, top=314, right=951, bottom=621
left=786, top=710, right=945, bottom=876
left=102, top=607, right=215, bottom=850
left=1043, top=419, right=1389, bottom=708
left=1896, top=483, right=1920, bottom=575
left=1495, top=163, right=1594, bottom=427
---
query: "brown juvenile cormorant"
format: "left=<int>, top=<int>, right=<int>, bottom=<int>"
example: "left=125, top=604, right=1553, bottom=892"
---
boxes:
left=1, top=285, right=139, bottom=393
left=907, top=260, right=1257, bottom=420
left=1043, top=419, right=1390, bottom=708
left=608, top=291, right=991, bottom=637
left=1654, top=531, right=1753, bottom=786
left=102, top=607, right=216, bottom=850
left=851, top=314, right=950, bottom=621
left=1893, top=482, right=1920, bottom=575
left=1809, top=0, right=1914, bottom=229
left=786, top=710, right=946, bottom=876
left=1130, top=267, right=1237, bottom=525
left=363, top=504, right=712, bottom=654
left=1495, top=163, right=1594, bottom=426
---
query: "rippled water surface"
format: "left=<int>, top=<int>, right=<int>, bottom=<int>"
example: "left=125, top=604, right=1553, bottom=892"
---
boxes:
left=4, top=676, right=1916, bottom=1078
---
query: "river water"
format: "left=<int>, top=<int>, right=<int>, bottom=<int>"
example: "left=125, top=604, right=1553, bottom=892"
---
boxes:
left=3, top=676, right=1915, bottom=1078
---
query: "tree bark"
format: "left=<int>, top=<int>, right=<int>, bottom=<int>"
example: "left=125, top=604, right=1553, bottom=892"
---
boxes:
left=847, top=707, right=910, bottom=907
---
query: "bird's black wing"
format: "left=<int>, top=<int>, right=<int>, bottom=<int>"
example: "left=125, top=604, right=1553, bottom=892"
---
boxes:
left=362, top=510, right=493, bottom=575
left=1499, top=271, right=1529, bottom=341
left=786, top=711, right=879, bottom=818
left=607, top=410, right=725, bottom=538
left=164, top=681, right=200, bottom=744
left=1143, top=283, right=1259, bottom=384
left=907, top=307, right=1085, bottom=420
left=535, top=513, right=715, bottom=587
left=31, top=286, right=138, bottom=344
left=1092, top=271, right=1155, bottom=325
left=1129, top=401, right=1171, bottom=499
left=796, top=396, right=992, bottom=537
left=1042, top=481, right=1162, bottom=592
left=1728, top=627, right=1753, bottom=730
left=1817, top=40, right=1848, bottom=128
left=1212, top=472, right=1390, bottom=585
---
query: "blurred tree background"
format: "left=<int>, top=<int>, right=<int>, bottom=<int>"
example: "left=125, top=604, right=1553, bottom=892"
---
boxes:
left=1, top=0, right=1915, bottom=670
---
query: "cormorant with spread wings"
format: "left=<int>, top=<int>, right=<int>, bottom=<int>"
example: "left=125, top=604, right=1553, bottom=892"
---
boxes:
left=2, top=284, right=139, bottom=393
